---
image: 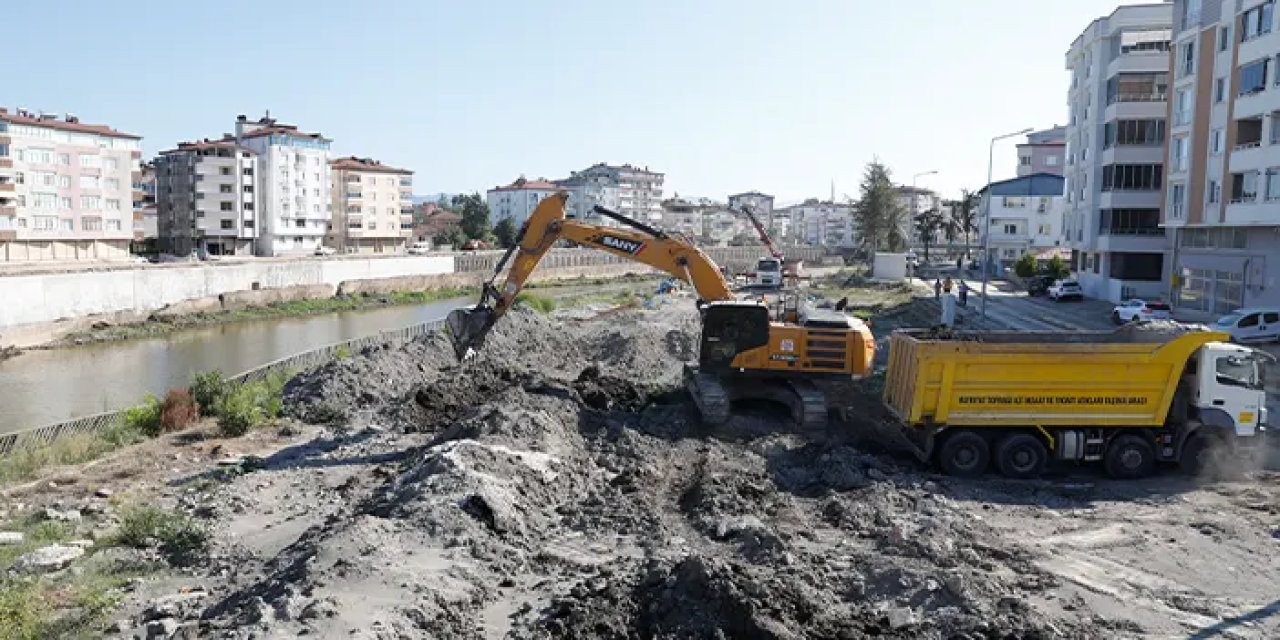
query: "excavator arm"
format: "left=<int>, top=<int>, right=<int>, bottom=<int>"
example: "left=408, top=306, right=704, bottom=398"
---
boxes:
left=446, top=192, right=732, bottom=359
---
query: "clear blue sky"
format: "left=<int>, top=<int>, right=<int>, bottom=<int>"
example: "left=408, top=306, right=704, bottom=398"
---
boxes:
left=3, top=0, right=1133, bottom=203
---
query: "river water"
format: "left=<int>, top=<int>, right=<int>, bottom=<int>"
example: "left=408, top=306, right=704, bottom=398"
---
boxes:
left=0, top=297, right=473, bottom=435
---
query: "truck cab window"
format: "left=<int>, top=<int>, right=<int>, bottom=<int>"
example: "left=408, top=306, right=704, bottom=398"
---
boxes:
left=1215, top=356, right=1261, bottom=390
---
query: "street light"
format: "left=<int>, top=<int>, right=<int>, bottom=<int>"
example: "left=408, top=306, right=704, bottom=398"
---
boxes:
left=980, top=127, right=1034, bottom=319
left=911, top=170, right=938, bottom=264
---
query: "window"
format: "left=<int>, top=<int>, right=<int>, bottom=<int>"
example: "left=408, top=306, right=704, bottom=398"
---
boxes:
left=220, top=220, right=234, bottom=230
left=1182, top=0, right=1201, bottom=30
left=1208, top=179, right=1221, bottom=204
left=313, top=204, right=321, bottom=213
left=1179, top=40, right=1196, bottom=77
left=57, top=153, right=70, bottom=166
left=32, top=216, right=58, bottom=230
left=80, top=195, right=101, bottom=210
left=79, top=154, right=99, bottom=168
left=220, top=184, right=233, bottom=193
left=1267, top=169, right=1280, bottom=200
left=1219, top=26, right=1231, bottom=52
left=79, top=175, right=99, bottom=189
left=1232, top=171, right=1260, bottom=202
left=1169, top=185, right=1186, bottom=219
left=106, top=219, right=121, bottom=232
left=104, top=158, right=118, bottom=171
left=82, top=217, right=102, bottom=231
left=60, top=219, right=73, bottom=231
left=1241, top=1, right=1275, bottom=42
left=220, top=201, right=234, bottom=212
left=59, top=196, right=72, bottom=209
left=1046, top=155, right=1060, bottom=167
left=1215, top=77, right=1226, bottom=103
left=104, top=178, right=120, bottom=190
left=1019, top=156, right=1031, bottom=167
left=1211, top=128, right=1224, bottom=154
left=242, top=167, right=253, bottom=176
left=1002, top=223, right=1018, bottom=235
left=244, top=220, right=255, bottom=228
left=1273, top=112, right=1280, bottom=144
left=1102, top=164, right=1164, bottom=191
left=1171, top=137, right=1189, bottom=171
left=1238, top=58, right=1269, bottom=96
left=243, top=185, right=254, bottom=193
left=1174, top=88, right=1193, bottom=126
left=1037, top=224, right=1051, bottom=235
left=105, top=198, right=120, bottom=210
left=1121, top=29, right=1173, bottom=54
left=243, top=202, right=254, bottom=211
left=220, top=167, right=232, bottom=176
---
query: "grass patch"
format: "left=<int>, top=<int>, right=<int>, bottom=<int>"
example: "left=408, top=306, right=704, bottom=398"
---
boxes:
left=0, top=421, right=143, bottom=486
left=113, top=504, right=208, bottom=564
left=515, top=292, right=557, bottom=314
left=210, top=372, right=288, bottom=437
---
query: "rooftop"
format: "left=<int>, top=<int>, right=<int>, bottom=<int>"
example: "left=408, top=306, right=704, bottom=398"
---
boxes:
left=0, top=107, right=141, bottom=140
left=330, top=156, right=412, bottom=175
left=161, top=137, right=254, bottom=155
left=729, top=191, right=774, bottom=200
left=979, top=173, right=1066, bottom=197
left=490, top=176, right=562, bottom=192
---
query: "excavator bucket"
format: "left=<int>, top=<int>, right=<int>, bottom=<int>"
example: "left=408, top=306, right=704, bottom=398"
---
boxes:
left=445, top=305, right=495, bottom=361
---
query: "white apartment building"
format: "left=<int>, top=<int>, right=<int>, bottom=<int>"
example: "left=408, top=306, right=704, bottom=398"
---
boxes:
left=0, top=108, right=141, bottom=262
left=329, top=157, right=413, bottom=254
left=233, top=114, right=332, bottom=256
left=557, top=163, right=663, bottom=224
left=486, top=177, right=561, bottom=228
left=1016, top=126, right=1068, bottom=177
left=1164, top=0, right=1280, bottom=318
left=778, top=199, right=855, bottom=248
left=155, top=139, right=259, bottom=257
left=978, top=174, right=1068, bottom=273
left=727, top=191, right=775, bottom=225
left=1065, top=3, right=1174, bottom=302
left=895, top=185, right=942, bottom=247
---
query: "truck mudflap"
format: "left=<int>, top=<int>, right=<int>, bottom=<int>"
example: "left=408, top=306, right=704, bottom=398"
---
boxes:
left=897, top=421, right=942, bottom=463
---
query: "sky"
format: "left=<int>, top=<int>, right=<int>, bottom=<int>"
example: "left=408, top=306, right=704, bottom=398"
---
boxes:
left=3, top=0, right=1136, bottom=203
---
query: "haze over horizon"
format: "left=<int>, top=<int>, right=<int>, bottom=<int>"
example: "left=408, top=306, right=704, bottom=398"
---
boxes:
left=3, top=0, right=1136, bottom=202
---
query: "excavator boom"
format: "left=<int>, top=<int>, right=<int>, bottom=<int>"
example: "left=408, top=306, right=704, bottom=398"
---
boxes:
left=447, top=193, right=732, bottom=359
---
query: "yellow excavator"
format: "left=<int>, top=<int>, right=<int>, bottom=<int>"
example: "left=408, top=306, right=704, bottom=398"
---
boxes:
left=446, top=193, right=875, bottom=430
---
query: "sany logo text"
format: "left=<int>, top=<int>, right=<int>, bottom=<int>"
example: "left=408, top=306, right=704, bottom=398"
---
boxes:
left=598, top=235, right=645, bottom=254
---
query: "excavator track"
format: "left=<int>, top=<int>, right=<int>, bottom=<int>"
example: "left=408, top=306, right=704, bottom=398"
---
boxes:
left=684, top=364, right=732, bottom=426
left=789, top=379, right=831, bottom=433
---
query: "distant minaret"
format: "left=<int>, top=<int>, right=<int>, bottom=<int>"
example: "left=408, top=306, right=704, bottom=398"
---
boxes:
left=830, top=179, right=835, bottom=203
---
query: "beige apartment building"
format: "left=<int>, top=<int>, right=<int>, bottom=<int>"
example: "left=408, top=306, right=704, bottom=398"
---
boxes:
left=328, top=156, right=413, bottom=253
left=0, top=107, right=142, bottom=262
left=1164, top=0, right=1280, bottom=318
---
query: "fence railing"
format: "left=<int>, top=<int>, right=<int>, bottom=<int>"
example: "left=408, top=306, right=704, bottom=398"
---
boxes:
left=0, top=319, right=448, bottom=456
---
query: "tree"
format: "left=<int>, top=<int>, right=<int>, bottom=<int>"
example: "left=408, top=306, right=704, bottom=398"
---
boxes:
left=1014, top=252, right=1039, bottom=279
left=853, top=161, right=909, bottom=259
left=913, top=207, right=946, bottom=263
left=1042, top=254, right=1070, bottom=279
left=432, top=226, right=466, bottom=249
left=452, top=192, right=491, bottom=241
left=493, top=217, right=518, bottom=248
left=952, top=189, right=979, bottom=257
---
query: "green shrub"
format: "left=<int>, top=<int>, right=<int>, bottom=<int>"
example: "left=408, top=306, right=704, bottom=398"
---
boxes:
left=215, top=385, right=264, bottom=437
left=1013, top=253, right=1038, bottom=279
left=515, top=292, right=556, bottom=314
left=334, top=346, right=352, bottom=360
left=259, top=373, right=288, bottom=419
left=114, top=504, right=208, bottom=563
left=190, top=370, right=229, bottom=413
left=0, top=580, right=47, bottom=640
left=121, top=395, right=162, bottom=438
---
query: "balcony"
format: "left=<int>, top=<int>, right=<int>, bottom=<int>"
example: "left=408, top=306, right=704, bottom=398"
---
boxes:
left=0, top=182, right=13, bottom=192
left=0, top=205, right=15, bottom=216
left=345, top=190, right=363, bottom=199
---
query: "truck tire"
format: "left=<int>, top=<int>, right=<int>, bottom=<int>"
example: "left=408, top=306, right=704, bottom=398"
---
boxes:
left=1104, top=434, right=1156, bottom=479
left=938, top=431, right=990, bottom=478
left=995, top=433, right=1048, bottom=479
left=1179, top=433, right=1209, bottom=476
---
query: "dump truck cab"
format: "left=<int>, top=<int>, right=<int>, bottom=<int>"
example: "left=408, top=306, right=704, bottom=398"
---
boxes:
left=1186, top=341, right=1268, bottom=438
left=750, top=257, right=783, bottom=289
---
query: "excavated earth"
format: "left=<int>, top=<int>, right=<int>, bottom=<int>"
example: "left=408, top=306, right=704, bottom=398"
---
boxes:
left=139, top=302, right=1278, bottom=639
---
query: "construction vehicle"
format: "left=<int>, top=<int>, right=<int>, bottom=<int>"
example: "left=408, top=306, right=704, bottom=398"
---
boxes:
left=736, top=206, right=803, bottom=288
left=884, top=326, right=1270, bottom=479
left=447, top=193, right=875, bottom=429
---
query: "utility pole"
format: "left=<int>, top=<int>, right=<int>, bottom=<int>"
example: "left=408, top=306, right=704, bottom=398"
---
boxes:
left=980, top=128, right=1034, bottom=319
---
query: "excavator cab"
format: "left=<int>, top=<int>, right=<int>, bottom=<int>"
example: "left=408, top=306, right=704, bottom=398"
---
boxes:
left=698, top=303, right=771, bottom=372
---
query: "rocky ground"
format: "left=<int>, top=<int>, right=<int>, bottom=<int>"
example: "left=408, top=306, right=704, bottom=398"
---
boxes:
left=5, top=292, right=1280, bottom=639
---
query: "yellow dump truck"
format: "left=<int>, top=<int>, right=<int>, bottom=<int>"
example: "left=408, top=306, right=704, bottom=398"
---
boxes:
left=884, top=326, right=1270, bottom=479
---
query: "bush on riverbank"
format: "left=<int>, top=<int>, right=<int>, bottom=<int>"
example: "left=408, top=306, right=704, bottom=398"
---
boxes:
left=208, top=372, right=288, bottom=437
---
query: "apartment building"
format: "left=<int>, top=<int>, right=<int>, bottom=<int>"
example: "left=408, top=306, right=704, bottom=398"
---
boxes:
left=660, top=196, right=720, bottom=239
left=557, top=163, right=664, bottom=224
left=133, top=161, right=157, bottom=244
left=1163, top=0, right=1280, bottom=318
left=155, top=139, right=259, bottom=256
left=486, top=177, right=561, bottom=228
left=233, top=114, right=332, bottom=256
left=895, top=185, right=942, bottom=247
left=1016, top=126, right=1068, bottom=177
left=978, top=174, right=1069, bottom=273
left=1065, top=3, right=1174, bottom=302
left=329, top=157, right=413, bottom=254
left=0, top=108, right=141, bottom=262
left=727, top=191, right=775, bottom=224
left=777, top=199, right=856, bottom=247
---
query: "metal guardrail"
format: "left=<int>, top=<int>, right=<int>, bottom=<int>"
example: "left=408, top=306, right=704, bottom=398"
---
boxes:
left=0, top=319, right=447, bottom=456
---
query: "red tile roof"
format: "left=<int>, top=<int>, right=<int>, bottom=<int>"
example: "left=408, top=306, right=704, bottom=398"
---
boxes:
left=490, top=177, right=561, bottom=192
left=330, top=156, right=412, bottom=175
left=0, top=107, right=140, bottom=139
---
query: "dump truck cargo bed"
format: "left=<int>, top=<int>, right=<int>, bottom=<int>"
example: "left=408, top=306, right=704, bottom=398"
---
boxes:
left=883, top=325, right=1228, bottom=429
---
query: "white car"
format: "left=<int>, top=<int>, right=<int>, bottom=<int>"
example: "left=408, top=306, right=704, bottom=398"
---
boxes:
left=1111, top=299, right=1172, bottom=324
left=407, top=241, right=432, bottom=255
left=314, top=246, right=337, bottom=256
left=1047, top=279, right=1083, bottom=302
left=1213, top=308, right=1280, bottom=343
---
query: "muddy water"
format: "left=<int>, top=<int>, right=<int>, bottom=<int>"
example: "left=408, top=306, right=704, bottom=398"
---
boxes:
left=0, top=297, right=473, bottom=434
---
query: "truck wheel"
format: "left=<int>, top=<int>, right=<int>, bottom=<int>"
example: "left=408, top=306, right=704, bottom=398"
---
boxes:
left=1179, top=434, right=1209, bottom=476
left=995, top=433, right=1048, bottom=479
left=938, top=431, right=990, bottom=478
left=1104, top=434, right=1156, bottom=479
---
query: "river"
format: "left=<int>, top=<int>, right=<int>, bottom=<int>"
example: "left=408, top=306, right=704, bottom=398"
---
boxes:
left=0, top=296, right=473, bottom=435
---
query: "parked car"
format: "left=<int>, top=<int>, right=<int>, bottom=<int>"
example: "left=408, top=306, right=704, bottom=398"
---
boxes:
left=1047, top=279, right=1083, bottom=302
left=1111, top=299, right=1172, bottom=324
left=406, top=241, right=432, bottom=255
left=1213, top=308, right=1280, bottom=343
left=1026, top=276, right=1054, bottom=296
left=314, top=246, right=337, bottom=256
